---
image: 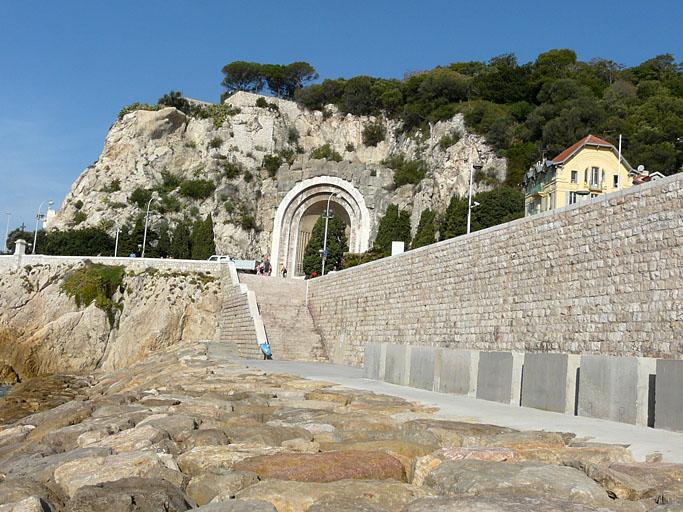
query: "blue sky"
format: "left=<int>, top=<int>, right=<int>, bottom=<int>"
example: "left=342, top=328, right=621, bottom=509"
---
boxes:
left=1, top=0, right=681, bottom=233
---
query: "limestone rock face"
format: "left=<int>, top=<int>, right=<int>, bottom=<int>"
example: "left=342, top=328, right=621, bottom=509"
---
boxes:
left=0, top=263, right=220, bottom=379
left=48, top=92, right=506, bottom=258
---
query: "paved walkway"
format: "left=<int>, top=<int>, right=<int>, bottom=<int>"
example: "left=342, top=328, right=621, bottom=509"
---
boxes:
left=242, top=359, right=683, bottom=463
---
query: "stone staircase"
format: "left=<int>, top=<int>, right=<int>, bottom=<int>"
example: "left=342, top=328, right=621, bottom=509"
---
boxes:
left=238, top=274, right=328, bottom=361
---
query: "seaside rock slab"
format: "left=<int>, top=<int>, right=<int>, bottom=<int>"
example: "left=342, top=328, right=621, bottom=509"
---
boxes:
left=413, top=447, right=520, bottom=486
left=519, top=444, right=634, bottom=466
left=53, top=451, right=184, bottom=498
left=178, top=429, right=230, bottom=451
left=233, top=450, right=405, bottom=482
left=1, top=447, right=113, bottom=483
left=471, top=431, right=567, bottom=450
left=65, top=477, right=192, bottom=512
left=307, top=496, right=388, bottom=511
left=176, top=445, right=282, bottom=477
left=186, top=470, right=259, bottom=505
left=583, top=462, right=683, bottom=501
left=235, top=479, right=433, bottom=512
left=424, top=460, right=611, bottom=507
left=402, top=495, right=614, bottom=511
left=401, top=419, right=515, bottom=447
left=198, top=500, right=276, bottom=511
left=80, top=424, right=168, bottom=453
left=137, top=414, right=198, bottom=440
left=0, top=497, right=48, bottom=512
left=0, top=478, right=63, bottom=511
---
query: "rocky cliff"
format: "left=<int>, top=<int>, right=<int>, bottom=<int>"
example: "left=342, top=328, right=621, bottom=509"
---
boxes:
left=49, top=92, right=505, bottom=258
left=0, top=263, right=220, bottom=382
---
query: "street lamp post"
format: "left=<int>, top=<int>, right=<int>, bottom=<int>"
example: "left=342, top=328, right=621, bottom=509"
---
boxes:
left=32, top=200, right=54, bottom=254
left=141, top=197, right=157, bottom=258
left=467, top=164, right=482, bottom=235
left=321, top=192, right=341, bottom=276
left=114, top=227, right=120, bottom=257
left=3, top=212, right=10, bottom=253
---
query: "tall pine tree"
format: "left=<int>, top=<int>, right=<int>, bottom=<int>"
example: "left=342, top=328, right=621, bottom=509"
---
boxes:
left=302, top=214, right=348, bottom=276
left=372, top=203, right=412, bottom=256
left=191, top=214, right=216, bottom=260
left=411, top=208, right=437, bottom=249
left=170, top=221, right=192, bottom=259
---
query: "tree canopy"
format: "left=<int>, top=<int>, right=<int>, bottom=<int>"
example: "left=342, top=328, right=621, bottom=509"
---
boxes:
left=294, top=50, right=683, bottom=178
left=221, top=61, right=318, bottom=100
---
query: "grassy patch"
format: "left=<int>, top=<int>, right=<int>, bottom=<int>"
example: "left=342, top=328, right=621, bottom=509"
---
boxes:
left=61, top=264, right=125, bottom=327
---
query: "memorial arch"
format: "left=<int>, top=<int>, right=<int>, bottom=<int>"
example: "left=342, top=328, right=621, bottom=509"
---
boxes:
left=270, top=176, right=371, bottom=277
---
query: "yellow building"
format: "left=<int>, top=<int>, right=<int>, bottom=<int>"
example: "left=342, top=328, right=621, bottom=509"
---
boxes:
left=524, top=135, right=634, bottom=217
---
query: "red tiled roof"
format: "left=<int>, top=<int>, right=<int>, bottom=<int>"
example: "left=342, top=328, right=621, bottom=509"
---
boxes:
left=551, top=134, right=614, bottom=163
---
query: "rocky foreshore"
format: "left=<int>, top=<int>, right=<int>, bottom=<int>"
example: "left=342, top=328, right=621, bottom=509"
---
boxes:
left=1, top=342, right=681, bottom=512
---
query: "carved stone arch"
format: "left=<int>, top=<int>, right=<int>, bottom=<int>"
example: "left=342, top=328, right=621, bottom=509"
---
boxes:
left=270, top=176, right=371, bottom=276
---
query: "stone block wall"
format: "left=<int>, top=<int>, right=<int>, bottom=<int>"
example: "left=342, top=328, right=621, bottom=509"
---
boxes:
left=308, top=173, right=683, bottom=366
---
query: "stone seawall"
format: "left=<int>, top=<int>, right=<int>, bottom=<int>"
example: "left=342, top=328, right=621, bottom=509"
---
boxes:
left=0, top=254, right=221, bottom=273
left=308, top=173, right=683, bottom=366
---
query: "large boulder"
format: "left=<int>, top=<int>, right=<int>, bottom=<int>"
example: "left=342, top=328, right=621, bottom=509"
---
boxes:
left=424, top=460, right=611, bottom=507
left=402, top=495, right=616, bottom=511
left=176, top=445, right=282, bottom=477
left=233, top=450, right=405, bottom=482
left=196, top=501, right=276, bottom=512
left=186, top=470, right=259, bottom=505
left=65, top=477, right=192, bottom=512
left=53, top=451, right=184, bottom=498
left=583, top=463, right=683, bottom=502
left=235, top=479, right=433, bottom=512
left=401, top=419, right=516, bottom=448
left=0, top=497, right=49, bottom=512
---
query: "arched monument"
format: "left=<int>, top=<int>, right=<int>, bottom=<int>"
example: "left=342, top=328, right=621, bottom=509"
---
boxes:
left=270, top=176, right=371, bottom=276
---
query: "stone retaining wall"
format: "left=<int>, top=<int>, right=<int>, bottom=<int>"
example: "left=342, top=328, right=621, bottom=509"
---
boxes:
left=0, top=254, right=221, bottom=273
left=308, top=173, right=683, bottom=366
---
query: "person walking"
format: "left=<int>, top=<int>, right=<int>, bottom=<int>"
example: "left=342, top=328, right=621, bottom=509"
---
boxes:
left=280, top=265, right=287, bottom=278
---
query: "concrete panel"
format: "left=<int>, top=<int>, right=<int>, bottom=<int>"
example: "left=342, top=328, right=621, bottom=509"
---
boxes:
left=363, top=343, right=382, bottom=379
left=437, top=349, right=478, bottom=396
left=408, top=346, right=436, bottom=390
left=578, top=355, right=638, bottom=424
left=655, top=360, right=683, bottom=432
left=476, top=351, right=521, bottom=404
left=522, top=353, right=580, bottom=414
left=384, top=344, right=408, bottom=385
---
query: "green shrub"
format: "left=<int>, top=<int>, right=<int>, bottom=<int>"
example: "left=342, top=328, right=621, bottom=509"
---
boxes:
left=362, top=120, right=386, bottom=147
left=223, top=161, right=242, bottom=179
left=438, top=130, right=462, bottom=150
left=179, top=179, right=216, bottom=200
left=74, top=200, right=84, bottom=210
left=110, top=201, right=127, bottom=209
left=342, top=250, right=385, bottom=269
left=159, top=170, right=181, bottom=192
left=129, top=187, right=153, bottom=209
left=194, top=104, right=241, bottom=128
left=345, top=143, right=355, bottom=152
left=117, top=103, right=161, bottom=120
left=243, top=171, right=253, bottom=183
left=240, top=214, right=258, bottom=231
left=311, top=144, right=343, bottom=162
left=61, top=264, right=125, bottom=326
left=288, top=127, right=300, bottom=143
left=102, top=179, right=121, bottom=193
left=262, top=154, right=283, bottom=177
left=382, top=154, right=428, bottom=187
left=474, top=167, right=501, bottom=186
left=72, top=211, right=87, bottom=226
left=209, top=136, right=223, bottom=149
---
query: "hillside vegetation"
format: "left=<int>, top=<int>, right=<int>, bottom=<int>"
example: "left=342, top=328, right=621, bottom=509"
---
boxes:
left=293, top=50, right=683, bottom=184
